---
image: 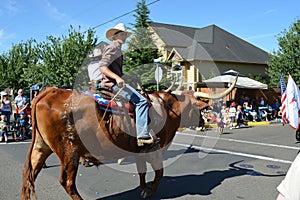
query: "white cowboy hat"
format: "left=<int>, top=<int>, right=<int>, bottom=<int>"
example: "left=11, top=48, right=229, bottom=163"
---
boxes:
left=106, top=23, right=132, bottom=41
left=0, top=91, right=7, bottom=96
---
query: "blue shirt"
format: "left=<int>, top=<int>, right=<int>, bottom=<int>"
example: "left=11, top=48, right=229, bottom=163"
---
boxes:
left=14, top=95, right=29, bottom=108
left=16, top=117, right=28, bottom=127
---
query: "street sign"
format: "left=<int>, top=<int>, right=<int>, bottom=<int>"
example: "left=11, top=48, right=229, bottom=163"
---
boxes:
left=155, top=66, right=163, bottom=82
left=155, top=65, right=163, bottom=90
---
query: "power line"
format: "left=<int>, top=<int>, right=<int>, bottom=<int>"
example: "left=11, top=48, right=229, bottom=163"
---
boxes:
left=90, top=0, right=160, bottom=31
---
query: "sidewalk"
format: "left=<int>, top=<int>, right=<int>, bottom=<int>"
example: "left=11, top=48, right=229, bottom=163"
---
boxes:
left=204, top=118, right=282, bottom=128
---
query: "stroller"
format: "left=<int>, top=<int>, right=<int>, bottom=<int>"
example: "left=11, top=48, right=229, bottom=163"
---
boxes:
left=14, top=111, right=31, bottom=141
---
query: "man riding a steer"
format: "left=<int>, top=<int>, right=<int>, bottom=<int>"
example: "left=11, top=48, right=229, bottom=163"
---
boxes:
left=90, top=23, right=155, bottom=146
left=22, top=23, right=238, bottom=200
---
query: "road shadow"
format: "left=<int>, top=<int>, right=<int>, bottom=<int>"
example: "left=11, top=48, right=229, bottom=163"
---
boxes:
left=220, top=131, right=233, bottom=135
left=42, top=164, right=60, bottom=169
left=116, top=145, right=226, bottom=165
left=97, top=161, right=285, bottom=200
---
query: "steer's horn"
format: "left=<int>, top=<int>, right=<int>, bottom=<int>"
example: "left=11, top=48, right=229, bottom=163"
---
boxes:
left=170, top=76, right=185, bottom=95
left=164, top=81, right=175, bottom=92
left=194, top=74, right=238, bottom=99
left=137, top=83, right=142, bottom=90
left=175, top=76, right=184, bottom=91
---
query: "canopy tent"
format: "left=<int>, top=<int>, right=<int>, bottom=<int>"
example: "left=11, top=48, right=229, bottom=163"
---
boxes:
left=203, top=70, right=268, bottom=89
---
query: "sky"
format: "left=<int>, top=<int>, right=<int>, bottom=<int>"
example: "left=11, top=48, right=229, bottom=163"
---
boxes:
left=0, top=0, right=299, bottom=54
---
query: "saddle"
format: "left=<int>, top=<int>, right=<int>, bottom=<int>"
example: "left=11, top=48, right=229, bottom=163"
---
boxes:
left=89, top=88, right=135, bottom=117
left=87, top=80, right=152, bottom=118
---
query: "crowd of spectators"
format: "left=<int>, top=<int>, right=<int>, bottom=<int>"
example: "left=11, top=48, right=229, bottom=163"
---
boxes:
left=0, top=88, right=35, bottom=143
left=205, top=94, right=282, bottom=133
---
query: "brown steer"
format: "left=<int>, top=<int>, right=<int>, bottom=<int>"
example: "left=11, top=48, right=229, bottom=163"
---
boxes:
left=22, top=76, right=237, bottom=199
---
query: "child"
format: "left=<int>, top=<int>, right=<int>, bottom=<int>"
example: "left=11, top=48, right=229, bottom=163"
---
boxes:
left=235, top=105, right=244, bottom=128
left=223, top=107, right=232, bottom=128
left=0, top=115, right=8, bottom=143
left=216, top=113, right=224, bottom=134
left=228, top=102, right=237, bottom=128
left=15, top=111, right=29, bottom=141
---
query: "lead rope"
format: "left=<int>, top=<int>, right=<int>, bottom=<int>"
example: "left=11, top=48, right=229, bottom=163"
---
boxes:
left=99, top=87, right=124, bottom=124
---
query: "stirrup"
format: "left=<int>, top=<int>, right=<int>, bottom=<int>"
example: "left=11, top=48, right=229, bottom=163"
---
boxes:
left=137, top=137, right=154, bottom=147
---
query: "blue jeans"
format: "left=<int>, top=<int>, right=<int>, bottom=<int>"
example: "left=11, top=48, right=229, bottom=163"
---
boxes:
left=112, top=85, right=149, bottom=138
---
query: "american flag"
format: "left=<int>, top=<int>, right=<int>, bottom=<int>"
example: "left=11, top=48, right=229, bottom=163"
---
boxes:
left=280, top=72, right=288, bottom=125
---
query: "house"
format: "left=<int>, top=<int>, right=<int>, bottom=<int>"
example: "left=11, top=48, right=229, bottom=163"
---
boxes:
left=149, top=22, right=270, bottom=90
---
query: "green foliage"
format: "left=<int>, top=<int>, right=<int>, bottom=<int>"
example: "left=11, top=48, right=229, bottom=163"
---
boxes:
left=34, top=26, right=96, bottom=88
left=247, top=74, right=266, bottom=84
left=0, top=39, right=39, bottom=90
left=0, top=26, right=96, bottom=91
left=267, top=19, right=300, bottom=86
left=123, top=0, right=162, bottom=90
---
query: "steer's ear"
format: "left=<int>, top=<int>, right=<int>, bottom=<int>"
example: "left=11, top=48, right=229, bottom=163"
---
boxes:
left=196, top=101, right=209, bottom=110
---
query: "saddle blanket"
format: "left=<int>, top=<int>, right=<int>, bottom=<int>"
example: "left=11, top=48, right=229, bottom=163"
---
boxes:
left=86, top=93, right=134, bottom=117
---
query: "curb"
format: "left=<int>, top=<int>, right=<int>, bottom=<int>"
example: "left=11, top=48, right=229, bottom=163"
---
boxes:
left=204, top=121, right=281, bottom=128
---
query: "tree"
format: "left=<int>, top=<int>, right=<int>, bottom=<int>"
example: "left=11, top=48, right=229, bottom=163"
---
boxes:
left=23, top=26, right=97, bottom=88
left=267, top=19, right=300, bottom=86
left=123, top=0, right=162, bottom=90
left=0, top=39, right=39, bottom=90
left=0, top=54, right=9, bottom=90
left=0, top=26, right=96, bottom=92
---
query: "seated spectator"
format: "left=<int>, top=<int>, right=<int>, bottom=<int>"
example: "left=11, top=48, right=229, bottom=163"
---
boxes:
left=243, top=101, right=252, bottom=110
left=259, top=109, right=269, bottom=121
left=0, top=115, right=8, bottom=143
left=243, top=102, right=253, bottom=120
left=259, top=97, right=265, bottom=106
left=15, top=111, right=29, bottom=141
left=249, top=109, right=258, bottom=121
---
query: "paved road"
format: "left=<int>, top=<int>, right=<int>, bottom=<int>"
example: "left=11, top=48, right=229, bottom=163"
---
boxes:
left=0, top=124, right=298, bottom=200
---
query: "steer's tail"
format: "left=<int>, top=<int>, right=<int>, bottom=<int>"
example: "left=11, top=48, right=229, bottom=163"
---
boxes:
left=22, top=87, right=57, bottom=200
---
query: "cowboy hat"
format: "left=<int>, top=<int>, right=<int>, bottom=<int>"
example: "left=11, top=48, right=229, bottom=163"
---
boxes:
left=0, top=91, right=7, bottom=96
left=106, top=23, right=132, bottom=41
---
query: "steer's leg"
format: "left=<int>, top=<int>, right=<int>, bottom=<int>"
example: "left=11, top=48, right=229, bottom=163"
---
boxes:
left=136, top=155, right=147, bottom=190
left=136, top=148, right=164, bottom=199
left=148, top=149, right=163, bottom=196
left=57, top=150, right=82, bottom=200
left=22, top=132, right=52, bottom=200
left=149, top=159, right=163, bottom=195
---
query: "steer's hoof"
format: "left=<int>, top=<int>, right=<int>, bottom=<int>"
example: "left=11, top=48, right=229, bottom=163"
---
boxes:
left=140, top=187, right=152, bottom=199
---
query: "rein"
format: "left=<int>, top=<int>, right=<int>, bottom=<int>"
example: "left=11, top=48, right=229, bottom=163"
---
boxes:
left=157, top=94, right=181, bottom=119
left=99, top=87, right=124, bottom=124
